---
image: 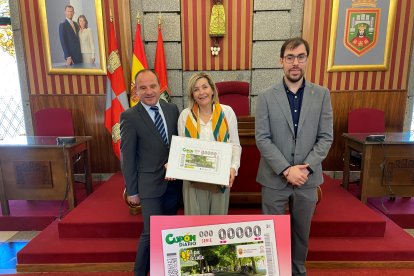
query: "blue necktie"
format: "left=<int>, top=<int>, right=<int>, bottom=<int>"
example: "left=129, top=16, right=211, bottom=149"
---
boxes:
left=150, top=106, right=168, bottom=145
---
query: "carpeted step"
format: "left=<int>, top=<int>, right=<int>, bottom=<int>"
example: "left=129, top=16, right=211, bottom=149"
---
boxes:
left=368, top=197, right=414, bottom=229
left=17, top=174, right=414, bottom=270
left=58, top=174, right=141, bottom=239
left=58, top=173, right=386, bottom=239
left=310, top=176, right=386, bottom=237
left=308, top=215, right=414, bottom=261
left=17, top=207, right=414, bottom=267
left=18, top=221, right=137, bottom=264
left=0, top=181, right=104, bottom=231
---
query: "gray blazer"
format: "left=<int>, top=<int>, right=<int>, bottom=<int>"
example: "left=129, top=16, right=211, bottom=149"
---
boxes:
left=120, top=101, right=180, bottom=198
left=255, top=80, right=333, bottom=190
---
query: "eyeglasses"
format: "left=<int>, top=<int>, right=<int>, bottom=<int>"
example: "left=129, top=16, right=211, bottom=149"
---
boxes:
left=283, top=54, right=308, bottom=64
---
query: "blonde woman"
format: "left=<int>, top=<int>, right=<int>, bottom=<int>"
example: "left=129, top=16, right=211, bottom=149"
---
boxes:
left=178, top=72, right=241, bottom=215
left=77, top=15, right=95, bottom=64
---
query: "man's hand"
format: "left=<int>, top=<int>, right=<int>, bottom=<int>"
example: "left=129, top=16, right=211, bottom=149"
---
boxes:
left=127, top=195, right=141, bottom=206
left=229, top=168, right=236, bottom=188
left=286, top=164, right=309, bottom=186
left=65, top=57, right=73, bottom=65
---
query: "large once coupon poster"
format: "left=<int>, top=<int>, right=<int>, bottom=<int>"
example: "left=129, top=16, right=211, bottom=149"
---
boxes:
left=166, top=136, right=233, bottom=186
left=161, top=220, right=279, bottom=276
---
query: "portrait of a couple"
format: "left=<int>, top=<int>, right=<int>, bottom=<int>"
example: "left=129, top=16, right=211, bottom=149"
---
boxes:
left=39, top=0, right=106, bottom=74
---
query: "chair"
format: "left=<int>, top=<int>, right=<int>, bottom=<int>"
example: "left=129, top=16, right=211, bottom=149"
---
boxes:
left=348, top=108, right=386, bottom=134
left=215, top=81, right=250, bottom=116
left=347, top=108, right=386, bottom=183
left=34, top=108, right=75, bottom=136
left=34, top=108, right=88, bottom=190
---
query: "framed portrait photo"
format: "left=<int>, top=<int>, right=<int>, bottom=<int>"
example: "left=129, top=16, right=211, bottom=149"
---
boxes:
left=39, top=0, right=106, bottom=75
left=327, top=0, right=397, bottom=72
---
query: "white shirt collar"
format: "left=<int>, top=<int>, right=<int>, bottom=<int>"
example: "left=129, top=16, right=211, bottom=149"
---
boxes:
left=141, top=101, right=161, bottom=112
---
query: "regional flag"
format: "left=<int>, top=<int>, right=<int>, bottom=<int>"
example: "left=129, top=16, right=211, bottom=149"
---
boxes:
left=105, top=15, right=129, bottom=159
left=130, top=17, right=148, bottom=107
left=154, top=22, right=170, bottom=102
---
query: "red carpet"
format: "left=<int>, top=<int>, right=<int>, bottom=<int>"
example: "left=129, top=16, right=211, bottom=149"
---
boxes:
left=2, top=268, right=414, bottom=275
left=346, top=182, right=414, bottom=229
left=308, top=268, right=414, bottom=275
left=368, top=197, right=414, bottom=229
left=14, top=173, right=414, bottom=272
left=57, top=174, right=386, bottom=239
left=1, top=273, right=133, bottom=276
left=0, top=181, right=104, bottom=231
left=311, top=178, right=385, bottom=237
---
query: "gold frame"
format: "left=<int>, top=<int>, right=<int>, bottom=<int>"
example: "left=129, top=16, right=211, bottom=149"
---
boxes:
left=39, top=0, right=106, bottom=75
left=327, top=0, right=397, bottom=72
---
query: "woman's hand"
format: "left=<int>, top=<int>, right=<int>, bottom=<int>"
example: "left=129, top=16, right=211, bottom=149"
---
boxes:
left=229, top=168, right=236, bottom=188
left=164, top=163, right=176, bottom=181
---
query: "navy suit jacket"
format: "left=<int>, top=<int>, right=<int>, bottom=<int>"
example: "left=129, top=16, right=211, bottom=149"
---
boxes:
left=58, top=20, right=82, bottom=63
left=120, top=101, right=181, bottom=199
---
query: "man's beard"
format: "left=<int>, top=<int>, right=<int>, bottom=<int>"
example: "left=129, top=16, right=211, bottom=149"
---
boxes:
left=285, top=68, right=304, bottom=83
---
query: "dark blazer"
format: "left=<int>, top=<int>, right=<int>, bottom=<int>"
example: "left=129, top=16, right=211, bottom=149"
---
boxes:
left=120, top=101, right=180, bottom=198
left=58, top=20, right=82, bottom=64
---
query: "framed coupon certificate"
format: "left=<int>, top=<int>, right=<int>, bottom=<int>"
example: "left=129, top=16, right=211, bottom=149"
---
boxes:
left=166, top=136, right=233, bottom=186
left=161, top=220, right=279, bottom=276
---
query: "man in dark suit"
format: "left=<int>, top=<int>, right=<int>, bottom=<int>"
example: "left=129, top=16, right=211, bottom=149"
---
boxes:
left=58, top=5, right=82, bottom=65
left=255, top=37, right=333, bottom=276
left=120, top=69, right=182, bottom=276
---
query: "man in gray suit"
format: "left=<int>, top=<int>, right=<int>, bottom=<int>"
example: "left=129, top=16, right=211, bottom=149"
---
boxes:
left=120, top=69, right=182, bottom=276
left=255, top=37, right=333, bottom=276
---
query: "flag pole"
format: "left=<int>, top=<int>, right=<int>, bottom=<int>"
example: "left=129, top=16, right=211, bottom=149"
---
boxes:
left=154, top=12, right=170, bottom=102
left=129, top=10, right=148, bottom=107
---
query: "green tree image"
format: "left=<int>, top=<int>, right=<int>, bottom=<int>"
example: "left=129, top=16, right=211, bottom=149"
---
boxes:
left=185, top=154, right=214, bottom=168
left=179, top=243, right=267, bottom=275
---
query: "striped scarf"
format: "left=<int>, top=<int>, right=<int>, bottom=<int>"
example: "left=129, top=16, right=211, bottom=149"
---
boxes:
left=185, top=103, right=229, bottom=142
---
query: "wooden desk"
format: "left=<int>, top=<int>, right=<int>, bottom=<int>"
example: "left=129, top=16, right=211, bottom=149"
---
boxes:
left=0, top=136, right=93, bottom=215
left=342, top=132, right=414, bottom=203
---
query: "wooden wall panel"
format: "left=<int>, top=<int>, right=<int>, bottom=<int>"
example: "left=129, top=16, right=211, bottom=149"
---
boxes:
left=30, top=95, right=120, bottom=173
left=324, top=91, right=407, bottom=170
left=181, top=0, right=253, bottom=71
left=304, top=0, right=414, bottom=171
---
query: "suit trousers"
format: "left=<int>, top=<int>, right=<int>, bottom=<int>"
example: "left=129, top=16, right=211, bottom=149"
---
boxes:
left=262, top=185, right=317, bottom=276
left=134, top=180, right=182, bottom=276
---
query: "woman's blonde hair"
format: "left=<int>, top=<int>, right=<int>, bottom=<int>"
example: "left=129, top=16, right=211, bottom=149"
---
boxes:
left=186, top=72, right=219, bottom=108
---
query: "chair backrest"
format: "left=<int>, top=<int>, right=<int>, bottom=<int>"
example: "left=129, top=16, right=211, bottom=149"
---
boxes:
left=34, top=108, right=75, bottom=136
left=215, top=81, right=250, bottom=116
left=348, top=108, right=386, bottom=133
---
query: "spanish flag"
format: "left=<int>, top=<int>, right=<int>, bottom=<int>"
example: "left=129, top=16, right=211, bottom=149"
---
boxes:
left=154, top=20, right=170, bottom=102
left=129, top=15, right=148, bottom=107
left=104, top=14, right=129, bottom=159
